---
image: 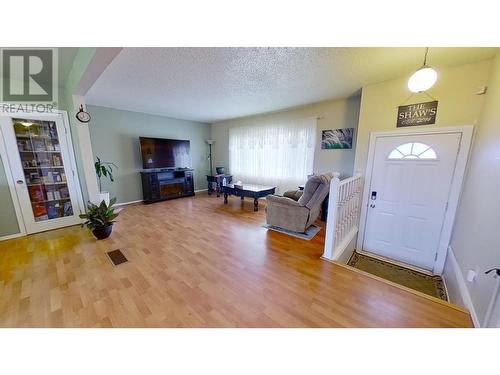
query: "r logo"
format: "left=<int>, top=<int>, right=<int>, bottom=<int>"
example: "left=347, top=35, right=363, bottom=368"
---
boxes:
left=1, top=48, right=57, bottom=103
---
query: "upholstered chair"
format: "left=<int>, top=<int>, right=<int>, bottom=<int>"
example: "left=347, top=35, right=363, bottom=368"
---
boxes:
left=266, top=173, right=332, bottom=233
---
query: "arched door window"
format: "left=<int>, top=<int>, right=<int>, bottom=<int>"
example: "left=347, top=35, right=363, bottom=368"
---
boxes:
left=388, top=142, right=437, bottom=160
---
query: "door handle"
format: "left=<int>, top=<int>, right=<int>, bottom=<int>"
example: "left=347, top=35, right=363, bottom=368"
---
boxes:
left=485, top=268, right=500, bottom=277
left=16, top=180, right=24, bottom=185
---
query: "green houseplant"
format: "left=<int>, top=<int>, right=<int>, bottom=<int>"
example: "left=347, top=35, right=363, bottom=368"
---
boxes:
left=95, top=157, right=117, bottom=205
left=79, top=197, right=119, bottom=240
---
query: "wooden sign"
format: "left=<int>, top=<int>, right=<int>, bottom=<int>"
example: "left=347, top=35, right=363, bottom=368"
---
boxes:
left=397, top=101, right=438, bottom=127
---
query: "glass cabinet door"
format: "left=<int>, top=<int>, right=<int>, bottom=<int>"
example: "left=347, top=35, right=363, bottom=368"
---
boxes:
left=12, top=118, right=74, bottom=222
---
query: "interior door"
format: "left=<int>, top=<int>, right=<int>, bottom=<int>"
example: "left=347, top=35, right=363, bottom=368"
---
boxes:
left=363, top=132, right=461, bottom=270
left=0, top=113, right=83, bottom=234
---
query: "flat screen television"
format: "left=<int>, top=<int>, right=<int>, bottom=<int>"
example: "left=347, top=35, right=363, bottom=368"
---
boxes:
left=139, top=137, right=191, bottom=169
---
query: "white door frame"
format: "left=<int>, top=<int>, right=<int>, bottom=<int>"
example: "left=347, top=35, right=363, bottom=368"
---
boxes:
left=0, top=108, right=85, bottom=240
left=356, top=125, right=474, bottom=275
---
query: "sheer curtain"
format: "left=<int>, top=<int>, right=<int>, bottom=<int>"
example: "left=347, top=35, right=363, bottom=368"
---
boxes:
left=229, top=117, right=316, bottom=193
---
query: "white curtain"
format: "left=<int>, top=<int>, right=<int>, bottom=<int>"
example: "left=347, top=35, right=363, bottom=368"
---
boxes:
left=229, top=117, right=316, bottom=193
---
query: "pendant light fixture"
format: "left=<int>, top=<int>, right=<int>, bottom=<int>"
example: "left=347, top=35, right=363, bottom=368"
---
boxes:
left=407, top=47, right=438, bottom=93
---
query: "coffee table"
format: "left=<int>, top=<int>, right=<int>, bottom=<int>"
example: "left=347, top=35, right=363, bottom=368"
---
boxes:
left=222, top=183, right=276, bottom=211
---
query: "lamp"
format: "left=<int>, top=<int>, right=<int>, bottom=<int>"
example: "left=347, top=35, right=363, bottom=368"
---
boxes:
left=408, top=47, right=438, bottom=93
left=206, top=140, right=215, bottom=175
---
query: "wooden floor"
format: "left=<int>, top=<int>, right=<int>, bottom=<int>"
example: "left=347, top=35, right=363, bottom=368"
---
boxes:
left=0, top=193, right=472, bottom=327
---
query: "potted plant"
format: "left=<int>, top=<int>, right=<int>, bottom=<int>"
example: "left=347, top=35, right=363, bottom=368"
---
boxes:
left=95, top=156, right=117, bottom=205
left=79, top=197, right=119, bottom=240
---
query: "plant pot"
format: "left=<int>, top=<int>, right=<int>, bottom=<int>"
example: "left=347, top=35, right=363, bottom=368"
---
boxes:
left=98, top=191, right=110, bottom=205
left=92, top=224, right=113, bottom=240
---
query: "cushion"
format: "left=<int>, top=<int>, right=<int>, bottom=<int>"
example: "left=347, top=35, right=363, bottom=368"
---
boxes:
left=283, top=190, right=303, bottom=201
left=298, top=175, right=323, bottom=206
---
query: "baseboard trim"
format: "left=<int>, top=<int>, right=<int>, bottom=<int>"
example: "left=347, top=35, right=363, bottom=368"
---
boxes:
left=447, top=246, right=480, bottom=327
left=0, top=232, right=24, bottom=242
left=115, top=199, right=143, bottom=207
left=194, top=189, right=208, bottom=193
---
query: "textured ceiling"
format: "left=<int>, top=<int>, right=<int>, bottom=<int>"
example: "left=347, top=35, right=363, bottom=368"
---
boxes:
left=85, top=47, right=498, bottom=123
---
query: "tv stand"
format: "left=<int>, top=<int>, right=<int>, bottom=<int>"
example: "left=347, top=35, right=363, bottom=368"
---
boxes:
left=141, top=168, right=194, bottom=203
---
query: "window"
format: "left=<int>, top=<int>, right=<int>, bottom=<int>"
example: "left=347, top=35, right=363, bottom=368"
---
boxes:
left=388, top=142, right=437, bottom=160
left=228, top=118, right=316, bottom=193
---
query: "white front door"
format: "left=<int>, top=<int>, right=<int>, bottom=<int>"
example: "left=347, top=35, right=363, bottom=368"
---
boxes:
left=0, top=113, right=84, bottom=234
left=363, top=132, right=461, bottom=270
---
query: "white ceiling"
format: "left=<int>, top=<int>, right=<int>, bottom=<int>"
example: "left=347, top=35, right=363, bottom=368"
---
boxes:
left=85, top=47, right=498, bottom=123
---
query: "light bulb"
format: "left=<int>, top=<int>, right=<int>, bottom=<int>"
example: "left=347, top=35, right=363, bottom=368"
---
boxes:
left=408, top=66, right=437, bottom=93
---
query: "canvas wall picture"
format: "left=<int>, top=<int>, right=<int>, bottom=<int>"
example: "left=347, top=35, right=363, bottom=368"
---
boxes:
left=321, top=128, right=354, bottom=149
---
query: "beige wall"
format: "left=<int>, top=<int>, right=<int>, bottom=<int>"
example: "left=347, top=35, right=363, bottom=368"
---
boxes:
left=354, top=59, right=492, bottom=173
left=446, top=52, right=500, bottom=325
left=211, top=95, right=361, bottom=178
left=353, top=56, right=500, bottom=323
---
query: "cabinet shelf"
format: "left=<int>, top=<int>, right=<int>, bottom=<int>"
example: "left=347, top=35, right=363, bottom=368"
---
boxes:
left=31, top=197, right=71, bottom=204
left=15, top=134, right=58, bottom=140
left=23, top=166, right=64, bottom=170
left=27, top=182, right=68, bottom=187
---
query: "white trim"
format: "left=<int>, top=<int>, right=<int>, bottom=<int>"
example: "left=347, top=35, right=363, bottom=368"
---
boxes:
left=0, top=232, right=25, bottom=242
left=447, top=245, right=479, bottom=327
left=61, top=110, right=85, bottom=216
left=115, top=199, right=143, bottom=207
left=72, top=96, right=100, bottom=204
left=356, top=125, right=474, bottom=275
left=116, top=192, right=205, bottom=207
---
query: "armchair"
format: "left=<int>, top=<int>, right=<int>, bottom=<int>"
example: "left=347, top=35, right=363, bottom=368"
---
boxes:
left=266, top=173, right=332, bottom=233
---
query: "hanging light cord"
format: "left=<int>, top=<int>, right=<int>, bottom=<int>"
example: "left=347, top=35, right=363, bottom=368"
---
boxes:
left=423, top=47, right=429, bottom=66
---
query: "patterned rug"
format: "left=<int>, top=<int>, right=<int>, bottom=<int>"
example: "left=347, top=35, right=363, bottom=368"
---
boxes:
left=262, top=224, right=321, bottom=240
left=347, top=251, right=448, bottom=301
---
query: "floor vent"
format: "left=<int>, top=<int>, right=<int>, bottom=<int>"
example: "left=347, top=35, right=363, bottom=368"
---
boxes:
left=107, top=249, right=128, bottom=266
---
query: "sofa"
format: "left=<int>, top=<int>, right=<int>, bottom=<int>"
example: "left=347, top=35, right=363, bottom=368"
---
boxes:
left=265, top=173, right=332, bottom=233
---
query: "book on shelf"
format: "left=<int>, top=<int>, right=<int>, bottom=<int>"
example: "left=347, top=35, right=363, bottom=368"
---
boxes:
left=47, top=191, right=55, bottom=201
left=42, top=171, right=54, bottom=183
left=52, top=170, right=62, bottom=182
left=33, top=203, right=48, bottom=221
left=59, top=186, right=69, bottom=198
left=45, top=139, right=55, bottom=151
left=33, top=139, right=46, bottom=151
left=28, top=172, right=41, bottom=184
left=54, top=190, right=61, bottom=200
left=28, top=185, right=46, bottom=202
left=63, top=201, right=73, bottom=216
left=17, top=139, right=32, bottom=151
left=52, top=154, right=62, bottom=166
left=46, top=203, right=60, bottom=219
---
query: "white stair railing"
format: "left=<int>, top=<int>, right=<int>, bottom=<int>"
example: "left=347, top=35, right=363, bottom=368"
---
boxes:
left=322, top=172, right=363, bottom=261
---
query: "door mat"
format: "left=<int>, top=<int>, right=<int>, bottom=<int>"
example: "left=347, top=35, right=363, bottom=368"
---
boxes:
left=262, top=224, right=321, bottom=240
left=347, top=251, right=447, bottom=301
left=107, top=249, right=128, bottom=266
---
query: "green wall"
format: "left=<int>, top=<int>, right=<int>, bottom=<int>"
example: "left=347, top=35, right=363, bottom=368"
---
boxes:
left=87, top=105, right=211, bottom=203
left=0, top=155, right=20, bottom=237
